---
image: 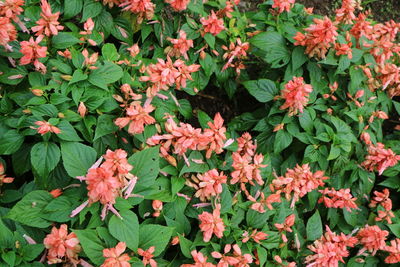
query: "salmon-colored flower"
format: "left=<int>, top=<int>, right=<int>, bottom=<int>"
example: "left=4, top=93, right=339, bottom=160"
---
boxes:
left=43, top=224, right=81, bottom=265
left=294, top=16, right=338, bottom=59
left=305, top=226, right=358, bottom=267
left=335, top=42, right=353, bottom=59
left=138, top=246, right=157, bottom=267
left=80, top=18, right=95, bottom=35
left=249, top=191, right=282, bottom=212
left=182, top=250, right=216, bottom=267
left=350, top=12, right=373, bottom=39
left=216, top=1, right=235, bottom=18
left=57, top=49, right=72, bottom=59
left=0, top=17, right=17, bottom=48
left=376, top=209, right=395, bottom=224
left=370, top=188, right=392, bottom=210
left=19, top=36, right=47, bottom=73
left=200, top=10, right=225, bottom=36
left=50, top=188, right=63, bottom=198
left=360, top=132, right=371, bottom=145
left=115, top=101, right=156, bottom=135
left=385, top=239, right=400, bottom=264
left=102, top=149, right=133, bottom=176
left=272, top=164, right=328, bottom=207
left=152, top=200, right=163, bottom=217
left=86, top=167, right=121, bottom=205
left=119, top=0, right=155, bottom=24
left=275, top=214, right=295, bottom=242
left=0, top=0, right=25, bottom=20
left=361, top=142, right=400, bottom=175
left=101, top=242, right=131, bottom=267
left=335, top=0, right=360, bottom=24
left=0, top=163, right=14, bottom=186
left=33, top=120, right=61, bottom=135
left=168, top=30, right=193, bottom=60
left=222, top=38, right=249, bottom=74
left=202, top=113, right=227, bottom=158
left=78, top=102, right=87, bottom=118
left=280, top=77, right=313, bottom=116
left=127, top=43, right=140, bottom=57
left=212, top=244, right=252, bottom=267
left=165, top=0, right=190, bottom=11
left=82, top=49, right=98, bottom=69
left=242, top=229, right=268, bottom=244
left=173, top=60, right=201, bottom=90
left=272, top=0, right=295, bottom=13
left=274, top=255, right=296, bottom=267
left=198, top=205, right=225, bottom=242
left=357, top=225, right=388, bottom=255
left=31, top=0, right=64, bottom=37
left=195, top=169, right=227, bottom=201
left=318, top=188, right=358, bottom=212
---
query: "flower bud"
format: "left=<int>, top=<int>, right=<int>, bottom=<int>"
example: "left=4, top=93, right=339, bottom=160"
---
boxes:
left=31, top=89, right=44, bottom=96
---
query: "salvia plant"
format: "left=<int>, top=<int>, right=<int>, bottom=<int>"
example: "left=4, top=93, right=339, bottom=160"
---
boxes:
left=0, top=0, right=400, bottom=266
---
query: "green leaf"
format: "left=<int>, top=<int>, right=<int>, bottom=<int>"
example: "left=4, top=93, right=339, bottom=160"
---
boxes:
left=88, top=62, right=123, bottom=90
left=57, top=120, right=82, bottom=141
left=179, top=234, right=192, bottom=258
left=31, top=142, right=60, bottom=188
left=246, top=209, right=272, bottom=229
left=139, top=224, right=173, bottom=256
left=0, top=130, right=24, bottom=155
left=306, top=210, right=322, bottom=241
left=42, top=196, right=74, bottom=222
left=179, top=151, right=209, bottom=176
left=102, top=44, right=119, bottom=61
left=199, top=53, right=216, bottom=77
left=204, top=33, right=215, bottom=49
left=94, top=114, right=118, bottom=140
left=74, top=229, right=105, bottom=265
left=299, top=109, right=314, bottom=133
left=21, top=244, right=44, bottom=261
left=61, top=142, right=97, bottom=177
left=7, top=191, right=53, bottom=228
left=291, top=46, right=308, bottom=70
left=243, top=79, right=278, bottom=103
left=274, top=130, right=293, bottom=153
left=69, top=69, right=88, bottom=84
left=81, top=0, right=103, bottom=22
left=108, top=210, right=139, bottom=251
left=128, top=146, right=160, bottom=192
left=64, top=0, right=83, bottom=19
left=52, top=32, right=81, bottom=49
left=2, top=251, right=15, bottom=266
left=327, top=145, right=341, bottom=160
left=0, top=218, right=14, bottom=247
left=220, top=184, right=232, bottom=214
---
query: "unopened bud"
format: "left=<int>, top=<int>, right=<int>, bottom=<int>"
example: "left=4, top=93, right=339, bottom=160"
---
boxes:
left=31, top=89, right=44, bottom=96
left=61, top=75, right=72, bottom=81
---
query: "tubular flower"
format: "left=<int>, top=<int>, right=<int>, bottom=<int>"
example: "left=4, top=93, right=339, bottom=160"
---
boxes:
left=0, top=163, right=14, bottom=186
left=222, top=38, right=250, bottom=74
left=249, top=191, right=282, bottom=212
left=305, top=226, right=358, bottom=267
left=361, top=142, right=400, bottom=175
left=0, top=0, right=25, bottom=20
left=200, top=10, right=225, bottom=36
left=212, top=244, right=253, bottom=267
left=272, top=0, right=295, bottom=14
left=294, top=16, right=338, bottom=59
left=19, top=36, right=47, bottom=72
left=370, top=188, right=392, bottom=211
left=335, top=0, right=360, bottom=24
left=152, top=200, right=163, bottom=217
left=173, top=60, right=201, bottom=90
left=357, top=225, right=388, bottom=255
left=335, top=42, right=353, bottom=59
left=385, top=239, right=400, bottom=264
left=376, top=209, right=395, bottom=224
left=280, top=77, right=313, bottom=116
left=78, top=102, right=87, bottom=118
left=274, top=214, right=295, bottom=243
left=216, top=1, right=235, bottom=19
left=31, top=0, right=64, bottom=37
left=0, top=17, right=17, bottom=48
left=101, top=242, right=131, bottom=267
left=32, top=120, right=61, bottom=135
left=138, top=246, right=157, bottom=267
left=86, top=167, right=121, bottom=205
left=164, top=0, right=190, bottom=11
left=198, top=205, right=225, bottom=242
left=202, top=113, right=227, bottom=159
left=271, top=164, right=328, bottom=208
left=181, top=250, right=216, bottom=267
left=168, top=30, right=193, bottom=60
left=242, top=229, right=268, bottom=244
left=194, top=169, right=227, bottom=201
left=102, top=149, right=133, bottom=176
left=114, top=101, right=156, bottom=135
left=43, top=224, right=81, bottom=265
left=318, top=188, right=358, bottom=212
left=119, top=0, right=155, bottom=24
left=350, top=12, right=373, bottom=39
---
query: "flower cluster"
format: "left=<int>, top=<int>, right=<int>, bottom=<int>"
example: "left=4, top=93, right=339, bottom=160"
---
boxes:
left=198, top=204, right=225, bottom=242
left=361, top=142, right=400, bottom=175
left=318, top=188, right=358, bottom=212
left=279, top=77, right=313, bottom=116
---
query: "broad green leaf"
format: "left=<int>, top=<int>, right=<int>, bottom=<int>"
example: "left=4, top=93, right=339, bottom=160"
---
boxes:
left=102, top=44, right=119, bottom=61
left=57, top=120, right=82, bottom=141
left=31, top=142, right=60, bottom=188
left=7, top=191, right=52, bottom=228
left=243, top=79, right=278, bottom=103
left=81, top=0, right=103, bottom=22
left=204, top=33, right=215, bottom=49
left=64, top=0, right=83, bottom=19
left=274, top=130, right=293, bottom=153
left=0, top=130, right=24, bottom=155
left=128, top=146, right=160, bottom=192
left=306, top=210, right=322, bottom=241
left=0, top=218, right=14, bottom=247
left=139, top=224, right=173, bottom=256
left=94, top=114, right=118, bottom=140
left=61, top=142, right=97, bottom=177
left=42, top=196, right=74, bottom=222
left=291, top=46, right=308, bottom=70
left=52, top=32, right=81, bottom=49
left=88, top=62, right=123, bottom=90
left=179, top=151, right=209, bottom=176
left=108, top=210, right=139, bottom=251
left=74, top=229, right=104, bottom=265
left=179, top=234, right=192, bottom=258
left=69, top=69, right=88, bottom=84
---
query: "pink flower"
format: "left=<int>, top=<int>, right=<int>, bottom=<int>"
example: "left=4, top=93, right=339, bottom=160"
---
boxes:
left=119, top=0, right=155, bottom=24
left=78, top=102, right=87, bottom=118
left=274, top=214, right=295, bottom=242
left=195, top=169, right=227, bottom=201
left=82, top=49, right=98, bottom=69
left=50, top=188, right=62, bottom=198
left=80, top=18, right=95, bottom=35
left=335, top=0, right=359, bottom=24
left=376, top=209, right=395, bottom=224
left=357, top=225, right=388, bottom=255
left=0, top=0, right=25, bottom=21
left=202, top=113, right=227, bottom=158
left=86, top=167, right=121, bottom=205
left=19, top=36, right=47, bottom=72
left=198, top=205, right=225, bottom=242
left=280, top=77, right=312, bottom=116
left=294, top=16, right=338, bottom=59
left=350, top=12, right=373, bottom=39
left=0, top=163, right=14, bottom=186
left=33, top=120, right=61, bottom=135
left=173, top=60, right=201, bottom=90
left=164, top=0, right=190, bottom=11
left=212, top=244, right=252, bottom=267
left=152, top=200, right=163, bottom=217
left=181, top=250, right=216, bottom=267
left=318, top=188, right=358, bottom=212
left=31, top=0, right=64, bottom=37
left=102, top=149, right=133, bottom=176
left=272, top=0, right=295, bottom=13
left=168, top=30, right=193, bottom=60
left=200, top=10, right=225, bottom=36
left=138, top=246, right=157, bottom=267
left=43, top=224, right=81, bottom=265
left=242, top=230, right=268, bottom=244
left=305, top=226, right=358, bottom=267
left=385, top=239, right=400, bottom=264
left=0, top=17, right=17, bottom=48
left=249, top=192, right=282, bottom=212
left=101, top=242, right=131, bottom=267
left=115, top=101, right=156, bottom=135
left=361, top=142, right=400, bottom=175
left=127, top=43, right=140, bottom=57
left=335, top=42, right=353, bottom=59
left=222, top=38, right=249, bottom=74
left=370, top=188, right=392, bottom=210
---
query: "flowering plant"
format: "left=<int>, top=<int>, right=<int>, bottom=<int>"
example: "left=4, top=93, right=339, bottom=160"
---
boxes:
left=0, top=0, right=400, bottom=266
